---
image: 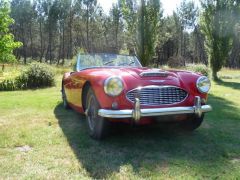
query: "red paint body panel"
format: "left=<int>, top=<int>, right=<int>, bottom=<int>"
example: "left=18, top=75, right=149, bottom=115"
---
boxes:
left=62, top=67, right=208, bottom=123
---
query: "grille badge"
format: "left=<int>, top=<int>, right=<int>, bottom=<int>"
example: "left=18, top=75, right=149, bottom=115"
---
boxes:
left=150, top=80, right=165, bottom=83
left=140, top=71, right=168, bottom=77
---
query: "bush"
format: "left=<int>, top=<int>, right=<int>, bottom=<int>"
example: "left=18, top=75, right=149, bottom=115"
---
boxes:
left=0, top=79, right=17, bottom=91
left=16, top=62, right=55, bottom=89
left=186, top=64, right=209, bottom=77
left=0, top=62, right=55, bottom=91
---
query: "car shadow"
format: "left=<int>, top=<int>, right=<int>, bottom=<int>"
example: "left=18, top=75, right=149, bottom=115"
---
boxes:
left=215, top=79, right=240, bottom=90
left=54, top=94, right=239, bottom=179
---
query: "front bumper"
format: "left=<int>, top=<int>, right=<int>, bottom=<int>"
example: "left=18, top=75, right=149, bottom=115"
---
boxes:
left=98, top=96, right=212, bottom=122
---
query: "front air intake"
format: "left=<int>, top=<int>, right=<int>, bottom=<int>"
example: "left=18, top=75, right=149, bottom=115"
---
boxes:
left=126, top=86, right=188, bottom=106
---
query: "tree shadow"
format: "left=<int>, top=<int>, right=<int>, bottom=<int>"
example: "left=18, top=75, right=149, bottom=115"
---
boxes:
left=215, top=79, right=240, bottom=90
left=54, top=94, right=239, bottom=178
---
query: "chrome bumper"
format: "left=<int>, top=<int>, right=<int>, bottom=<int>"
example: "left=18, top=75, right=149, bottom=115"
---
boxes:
left=98, top=96, right=212, bottom=122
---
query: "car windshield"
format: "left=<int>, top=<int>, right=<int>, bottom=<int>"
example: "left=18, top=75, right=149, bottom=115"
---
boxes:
left=76, top=53, right=142, bottom=71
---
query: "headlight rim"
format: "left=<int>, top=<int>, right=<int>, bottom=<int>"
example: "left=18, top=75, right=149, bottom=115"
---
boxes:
left=104, top=76, right=124, bottom=97
left=196, top=76, right=211, bottom=94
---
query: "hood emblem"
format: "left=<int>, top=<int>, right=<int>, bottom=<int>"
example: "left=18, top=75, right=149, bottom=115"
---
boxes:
left=140, top=71, right=168, bottom=77
left=150, top=80, right=165, bottom=83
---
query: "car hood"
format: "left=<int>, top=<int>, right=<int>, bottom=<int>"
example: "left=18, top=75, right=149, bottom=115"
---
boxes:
left=81, top=67, right=181, bottom=83
left=78, top=66, right=200, bottom=94
left=121, top=67, right=177, bottom=79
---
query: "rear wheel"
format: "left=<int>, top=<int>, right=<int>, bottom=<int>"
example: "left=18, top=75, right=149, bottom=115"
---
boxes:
left=86, top=87, right=110, bottom=139
left=179, top=114, right=204, bottom=131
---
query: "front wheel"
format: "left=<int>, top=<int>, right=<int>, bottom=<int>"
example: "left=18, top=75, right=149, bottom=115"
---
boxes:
left=86, top=87, right=110, bottom=139
left=179, top=114, right=204, bottom=131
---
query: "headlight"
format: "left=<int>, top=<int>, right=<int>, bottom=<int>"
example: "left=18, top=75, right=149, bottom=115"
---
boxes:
left=104, top=76, right=124, bottom=96
left=196, top=76, right=211, bottom=93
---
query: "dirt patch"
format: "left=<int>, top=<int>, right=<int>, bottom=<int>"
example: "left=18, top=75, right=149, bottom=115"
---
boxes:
left=15, top=145, right=32, bottom=153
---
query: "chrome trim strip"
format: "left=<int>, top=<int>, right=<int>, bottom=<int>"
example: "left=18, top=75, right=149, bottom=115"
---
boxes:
left=98, top=105, right=212, bottom=119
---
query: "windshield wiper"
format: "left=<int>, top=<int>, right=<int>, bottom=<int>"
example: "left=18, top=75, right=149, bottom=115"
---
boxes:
left=128, top=61, right=135, bottom=66
left=104, top=60, right=114, bottom=65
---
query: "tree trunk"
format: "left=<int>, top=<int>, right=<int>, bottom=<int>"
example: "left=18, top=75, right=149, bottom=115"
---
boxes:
left=48, top=23, right=52, bottom=64
left=21, top=23, right=27, bottom=64
left=69, top=8, right=73, bottom=59
left=29, top=22, right=34, bottom=59
left=62, top=21, right=65, bottom=65
left=140, top=0, right=145, bottom=66
left=39, top=21, right=43, bottom=63
left=86, top=3, right=89, bottom=52
left=229, top=38, right=240, bottom=68
left=57, top=26, right=62, bottom=65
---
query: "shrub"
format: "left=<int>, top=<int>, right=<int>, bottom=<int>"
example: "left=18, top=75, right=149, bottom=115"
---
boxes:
left=0, top=78, right=17, bottom=91
left=16, top=62, right=55, bottom=89
left=186, top=64, right=209, bottom=77
left=0, top=62, right=55, bottom=91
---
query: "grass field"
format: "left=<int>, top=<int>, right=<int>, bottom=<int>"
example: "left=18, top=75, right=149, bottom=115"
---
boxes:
left=0, top=69, right=240, bottom=179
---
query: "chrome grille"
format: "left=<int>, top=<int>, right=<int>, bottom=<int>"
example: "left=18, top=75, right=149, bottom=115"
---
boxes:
left=126, top=86, right=188, bottom=106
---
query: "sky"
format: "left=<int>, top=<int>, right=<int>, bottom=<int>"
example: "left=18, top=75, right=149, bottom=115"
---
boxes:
left=98, top=0, right=199, bottom=16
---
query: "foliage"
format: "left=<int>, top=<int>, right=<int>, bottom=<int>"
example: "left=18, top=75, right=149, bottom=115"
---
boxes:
left=200, top=0, right=233, bottom=80
left=177, top=1, right=198, bottom=30
left=136, top=0, right=162, bottom=66
left=186, top=64, right=209, bottom=77
left=0, top=78, right=17, bottom=91
left=0, top=62, right=55, bottom=91
left=16, top=62, right=55, bottom=89
left=5, top=0, right=240, bottom=70
left=120, top=0, right=138, bottom=54
left=0, top=1, right=22, bottom=64
left=176, top=1, right=198, bottom=57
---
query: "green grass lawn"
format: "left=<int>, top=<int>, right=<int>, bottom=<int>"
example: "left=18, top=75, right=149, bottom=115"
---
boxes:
left=0, top=69, right=240, bottom=179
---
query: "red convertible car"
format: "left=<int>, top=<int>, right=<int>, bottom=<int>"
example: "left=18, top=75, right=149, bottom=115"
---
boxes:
left=62, top=54, right=212, bottom=139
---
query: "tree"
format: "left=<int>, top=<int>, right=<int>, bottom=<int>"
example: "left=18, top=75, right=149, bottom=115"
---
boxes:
left=200, top=0, right=232, bottom=80
left=0, top=1, right=22, bottom=68
left=177, top=1, right=198, bottom=57
left=136, top=0, right=162, bottom=66
left=121, top=0, right=138, bottom=54
left=11, top=0, right=36, bottom=64
left=228, top=2, right=240, bottom=68
left=35, top=0, right=46, bottom=62
left=111, top=3, right=121, bottom=53
left=83, top=0, right=97, bottom=52
left=44, top=0, right=60, bottom=63
left=156, top=15, right=181, bottom=65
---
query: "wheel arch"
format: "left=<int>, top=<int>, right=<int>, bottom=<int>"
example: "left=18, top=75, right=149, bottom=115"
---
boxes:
left=61, top=72, right=71, bottom=91
left=82, top=81, right=91, bottom=112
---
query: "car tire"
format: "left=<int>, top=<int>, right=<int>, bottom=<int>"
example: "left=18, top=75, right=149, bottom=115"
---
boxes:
left=86, top=87, right=110, bottom=140
left=179, top=114, right=204, bottom=131
left=62, top=86, right=70, bottom=109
